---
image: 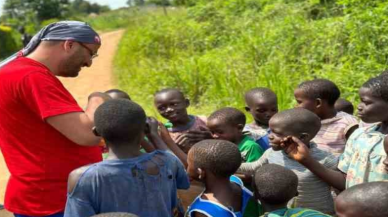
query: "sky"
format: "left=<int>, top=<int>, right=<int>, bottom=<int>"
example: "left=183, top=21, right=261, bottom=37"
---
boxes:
left=0, top=0, right=128, bottom=16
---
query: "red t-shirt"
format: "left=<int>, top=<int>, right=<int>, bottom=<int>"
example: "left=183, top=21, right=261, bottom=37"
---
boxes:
left=0, top=57, right=102, bottom=216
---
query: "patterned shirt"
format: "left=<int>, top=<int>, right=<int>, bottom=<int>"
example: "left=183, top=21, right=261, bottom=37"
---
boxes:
left=239, top=143, right=338, bottom=214
left=261, top=208, right=331, bottom=217
left=243, top=123, right=269, bottom=141
left=338, top=124, right=388, bottom=189
left=313, top=112, right=358, bottom=155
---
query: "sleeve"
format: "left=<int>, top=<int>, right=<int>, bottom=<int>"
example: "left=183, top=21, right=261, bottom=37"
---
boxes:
left=245, top=142, right=264, bottom=163
left=64, top=173, right=97, bottom=217
left=238, top=149, right=269, bottom=174
left=338, top=128, right=361, bottom=173
left=20, top=72, right=83, bottom=120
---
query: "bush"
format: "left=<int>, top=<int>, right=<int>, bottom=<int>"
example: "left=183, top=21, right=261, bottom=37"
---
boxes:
left=114, top=1, right=388, bottom=119
left=0, top=25, right=21, bottom=59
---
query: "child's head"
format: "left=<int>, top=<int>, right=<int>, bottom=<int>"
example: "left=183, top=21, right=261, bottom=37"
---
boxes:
left=105, top=89, right=131, bottom=100
left=253, top=164, right=298, bottom=206
left=187, top=139, right=242, bottom=182
left=244, top=87, right=278, bottom=126
left=335, top=98, right=354, bottom=115
left=358, top=75, right=388, bottom=123
left=94, top=99, right=146, bottom=146
left=154, top=88, right=189, bottom=123
left=207, top=107, right=246, bottom=144
left=268, top=108, right=321, bottom=150
left=91, top=213, right=139, bottom=217
left=335, top=182, right=388, bottom=217
left=294, top=79, right=340, bottom=118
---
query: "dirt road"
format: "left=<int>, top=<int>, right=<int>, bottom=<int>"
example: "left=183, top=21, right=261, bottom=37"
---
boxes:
left=0, top=29, right=124, bottom=216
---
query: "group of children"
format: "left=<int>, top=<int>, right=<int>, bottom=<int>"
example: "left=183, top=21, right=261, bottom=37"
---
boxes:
left=64, top=73, right=388, bottom=217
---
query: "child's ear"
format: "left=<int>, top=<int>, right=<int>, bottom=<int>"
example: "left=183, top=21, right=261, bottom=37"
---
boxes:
left=316, top=98, right=323, bottom=108
left=245, top=106, right=251, bottom=112
left=185, top=99, right=190, bottom=108
left=299, top=133, right=310, bottom=142
left=92, top=126, right=101, bottom=136
left=237, top=124, right=245, bottom=131
left=197, top=168, right=206, bottom=180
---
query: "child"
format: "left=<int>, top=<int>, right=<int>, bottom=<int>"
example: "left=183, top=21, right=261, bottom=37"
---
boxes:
left=64, top=99, right=190, bottom=217
left=244, top=88, right=278, bottom=151
left=154, top=88, right=211, bottom=153
left=294, top=79, right=358, bottom=155
left=335, top=182, right=388, bottom=217
left=334, top=98, right=354, bottom=115
left=253, top=164, right=330, bottom=217
left=105, top=89, right=131, bottom=100
left=284, top=75, right=388, bottom=191
left=239, top=108, right=338, bottom=214
left=186, top=139, right=253, bottom=217
left=207, top=107, right=264, bottom=163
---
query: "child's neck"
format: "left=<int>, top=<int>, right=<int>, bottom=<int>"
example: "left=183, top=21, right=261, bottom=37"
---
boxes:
left=262, top=202, right=288, bottom=213
left=106, top=142, right=143, bottom=160
left=319, top=107, right=337, bottom=120
left=204, top=176, right=237, bottom=205
left=170, top=115, right=192, bottom=128
left=379, top=122, right=388, bottom=134
left=233, top=134, right=245, bottom=145
left=253, top=120, right=268, bottom=129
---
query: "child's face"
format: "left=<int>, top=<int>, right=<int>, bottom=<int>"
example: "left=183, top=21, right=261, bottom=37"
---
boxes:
left=268, top=118, right=308, bottom=151
left=357, top=87, right=388, bottom=123
left=245, top=97, right=278, bottom=126
left=294, top=89, right=317, bottom=113
left=207, top=118, right=242, bottom=144
left=154, top=92, right=189, bottom=123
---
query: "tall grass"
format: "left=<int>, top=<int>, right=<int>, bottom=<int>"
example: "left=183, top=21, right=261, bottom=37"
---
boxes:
left=114, top=0, right=388, bottom=120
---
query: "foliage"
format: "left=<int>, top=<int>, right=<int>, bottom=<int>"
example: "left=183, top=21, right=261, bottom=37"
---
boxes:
left=0, top=25, right=22, bottom=59
left=114, top=1, right=388, bottom=119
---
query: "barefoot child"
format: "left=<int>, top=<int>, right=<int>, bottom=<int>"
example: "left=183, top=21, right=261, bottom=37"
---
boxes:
left=253, top=164, right=330, bottom=217
left=335, top=182, right=388, bottom=217
left=186, top=140, right=253, bottom=217
left=294, top=79, right=358, bottom=155
left=64, top=99, right=189, bottom=217
left=244, top=88, right=278, bottom=151
left=284, top=75, right=388, bottom=191
left=239, top=108, right=338, bottom=214
left=154, top=88, right=211, bottom=153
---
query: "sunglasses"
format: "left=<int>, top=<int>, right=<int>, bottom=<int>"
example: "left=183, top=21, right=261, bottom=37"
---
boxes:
left=78, top=42, right=99, bottom=60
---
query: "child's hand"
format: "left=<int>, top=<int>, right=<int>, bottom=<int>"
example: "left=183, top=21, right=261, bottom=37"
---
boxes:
left=145, top=117, right=160, bottom=136
left=186, top=126, right=212, bottom=143
left=281, top=136, right=310, bottom=163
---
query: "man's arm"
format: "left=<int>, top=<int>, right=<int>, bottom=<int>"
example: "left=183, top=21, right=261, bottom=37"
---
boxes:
left=283, top=136, right=347, bottom=190
left=46, top=93, right=108, bottom=146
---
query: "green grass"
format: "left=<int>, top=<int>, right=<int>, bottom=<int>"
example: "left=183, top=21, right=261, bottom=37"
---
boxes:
left=113, top=1, right=388, bottom=121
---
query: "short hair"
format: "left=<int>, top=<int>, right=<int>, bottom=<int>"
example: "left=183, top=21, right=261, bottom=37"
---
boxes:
left=189, top=139, right=242, bottom=178
left=154, top=88, right=185, bottom=99
left=271, top=108, right=321, bottom=139
left=335, top=98, right=354, bottom=115
left=105, top=89, right=131, bottom=100
left=91, top=213, right=139, bottom=217
left=253, top=164, right=298, bottom=205
left=94, top=99, right=146, bottom=144
left=362, top=75, right=388, bottom=102
left=244, top=87, right=277, bottom=102
left=297, top=79, right=340, bottom=106
left=208, top=107, right=246, bottom=126
left=337, top=182, right=388, bottom=217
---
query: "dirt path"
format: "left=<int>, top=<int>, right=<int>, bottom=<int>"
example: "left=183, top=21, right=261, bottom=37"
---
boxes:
left=0, top=29, right=125, bottom=216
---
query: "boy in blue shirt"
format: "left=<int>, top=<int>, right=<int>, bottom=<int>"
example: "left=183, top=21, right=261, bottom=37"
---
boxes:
left=64, top=99, right=190, bottom=217
left=244, top=88, right=278, bottom=151
left=186, top=139, right=253, bottom=217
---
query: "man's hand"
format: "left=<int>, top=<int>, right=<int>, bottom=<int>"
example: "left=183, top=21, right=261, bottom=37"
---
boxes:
left=281, top=136, right=311, bottom=163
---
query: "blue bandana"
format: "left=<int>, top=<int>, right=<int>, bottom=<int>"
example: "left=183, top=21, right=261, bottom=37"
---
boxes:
left=0, top=21, right=101, bottom=69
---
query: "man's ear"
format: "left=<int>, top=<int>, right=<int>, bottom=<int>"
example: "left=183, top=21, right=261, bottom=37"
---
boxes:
left=245, top=106, right=251, bottom=112
left=198, top=168, right=206, bottom=180
left=63, top=40, right=74, bottom=53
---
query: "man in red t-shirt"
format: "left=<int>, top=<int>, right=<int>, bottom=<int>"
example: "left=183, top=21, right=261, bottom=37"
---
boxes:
left=0, top=21, right=107, bottom=217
